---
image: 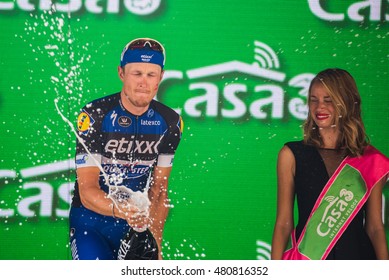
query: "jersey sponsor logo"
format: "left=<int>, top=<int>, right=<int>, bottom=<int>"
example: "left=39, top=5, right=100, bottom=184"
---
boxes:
left=140, top=119, right=161, bottom=126
left=105, top=137, right=160, bottom=155
left=110, top=111, right=118, bottom=127
left=147, top=109, right=154, bottom=118
left=118, top=116, right=132, bottom=127
left=103, top=164, right=151, bottom=179
left=70, top=238, right=80, bottom=260
left=77, top=110, right=95, bottom=135
left=75, top=154, right=88, bottom=165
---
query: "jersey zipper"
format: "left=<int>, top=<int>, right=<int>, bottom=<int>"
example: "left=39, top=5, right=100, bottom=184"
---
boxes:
left=131, top=115, right=139, bottom=160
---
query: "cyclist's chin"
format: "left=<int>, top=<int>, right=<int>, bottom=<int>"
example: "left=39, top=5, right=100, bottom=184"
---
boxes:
left=133, top=97, right=153, bottom=108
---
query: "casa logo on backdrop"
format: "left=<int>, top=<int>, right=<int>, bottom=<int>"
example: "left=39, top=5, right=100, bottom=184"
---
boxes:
left=0, top=0, right=387, bottom=21
left=0, top=0, right=161, bottom=15
left=161, top=40, right=312, bottom=121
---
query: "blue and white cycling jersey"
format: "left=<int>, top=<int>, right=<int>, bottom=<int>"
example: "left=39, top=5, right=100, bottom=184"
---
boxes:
left=70, top=92, right=182, bottom=259
left=71, top=92, right=182, bottom=207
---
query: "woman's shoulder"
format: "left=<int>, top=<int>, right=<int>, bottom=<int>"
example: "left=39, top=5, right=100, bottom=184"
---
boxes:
left=284, top=140, right=309, bottom=151
left=282, top=140, right=318, bottom=159
left=284, top=140, right=303, bottom=147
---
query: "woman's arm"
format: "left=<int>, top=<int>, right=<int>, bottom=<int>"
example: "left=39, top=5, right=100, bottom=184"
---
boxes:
left=365, top=176, right=389, bottom=260
left=271, top=145, right=296, bottom=259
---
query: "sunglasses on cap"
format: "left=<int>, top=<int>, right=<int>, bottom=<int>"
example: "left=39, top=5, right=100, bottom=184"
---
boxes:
left=124, top=38, right=165, bottom=54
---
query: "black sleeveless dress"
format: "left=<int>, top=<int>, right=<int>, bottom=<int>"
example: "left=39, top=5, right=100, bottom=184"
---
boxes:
left=286, top=141, right=376, bottom=260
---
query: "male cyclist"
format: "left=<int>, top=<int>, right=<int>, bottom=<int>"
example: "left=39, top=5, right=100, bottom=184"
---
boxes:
left=69, top=38, right=183, bottom=260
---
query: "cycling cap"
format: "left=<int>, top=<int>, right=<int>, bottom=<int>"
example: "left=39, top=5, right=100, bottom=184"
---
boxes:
left=120, top=38, right=165, bottom=69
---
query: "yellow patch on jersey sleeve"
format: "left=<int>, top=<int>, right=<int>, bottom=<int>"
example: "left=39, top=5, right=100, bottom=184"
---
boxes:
left=77, top=112, right=91, bottom=132
left=179, top=116, right=184, bottom=134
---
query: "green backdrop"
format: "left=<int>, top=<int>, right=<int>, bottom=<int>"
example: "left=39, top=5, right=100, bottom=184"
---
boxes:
left=0, top=0, right=388, bottom=260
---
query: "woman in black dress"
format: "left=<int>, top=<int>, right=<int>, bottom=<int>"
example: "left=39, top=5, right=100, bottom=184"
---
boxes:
left=271, top=68, right=389, bottom=260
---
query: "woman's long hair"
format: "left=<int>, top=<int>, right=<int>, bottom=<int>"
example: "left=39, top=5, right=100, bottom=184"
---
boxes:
left=303, top=68, right=369, bottom=156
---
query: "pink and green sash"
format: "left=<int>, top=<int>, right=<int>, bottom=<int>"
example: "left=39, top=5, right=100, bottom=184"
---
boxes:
left=282, top=145, right=389, bottom=260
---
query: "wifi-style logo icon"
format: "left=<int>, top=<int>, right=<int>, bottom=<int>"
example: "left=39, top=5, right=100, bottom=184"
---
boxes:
left=256, top=240, right=272, bottom=260
left=324, top=196, right=335, bottom=203
left=253, top=41, right=280, bottom=69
